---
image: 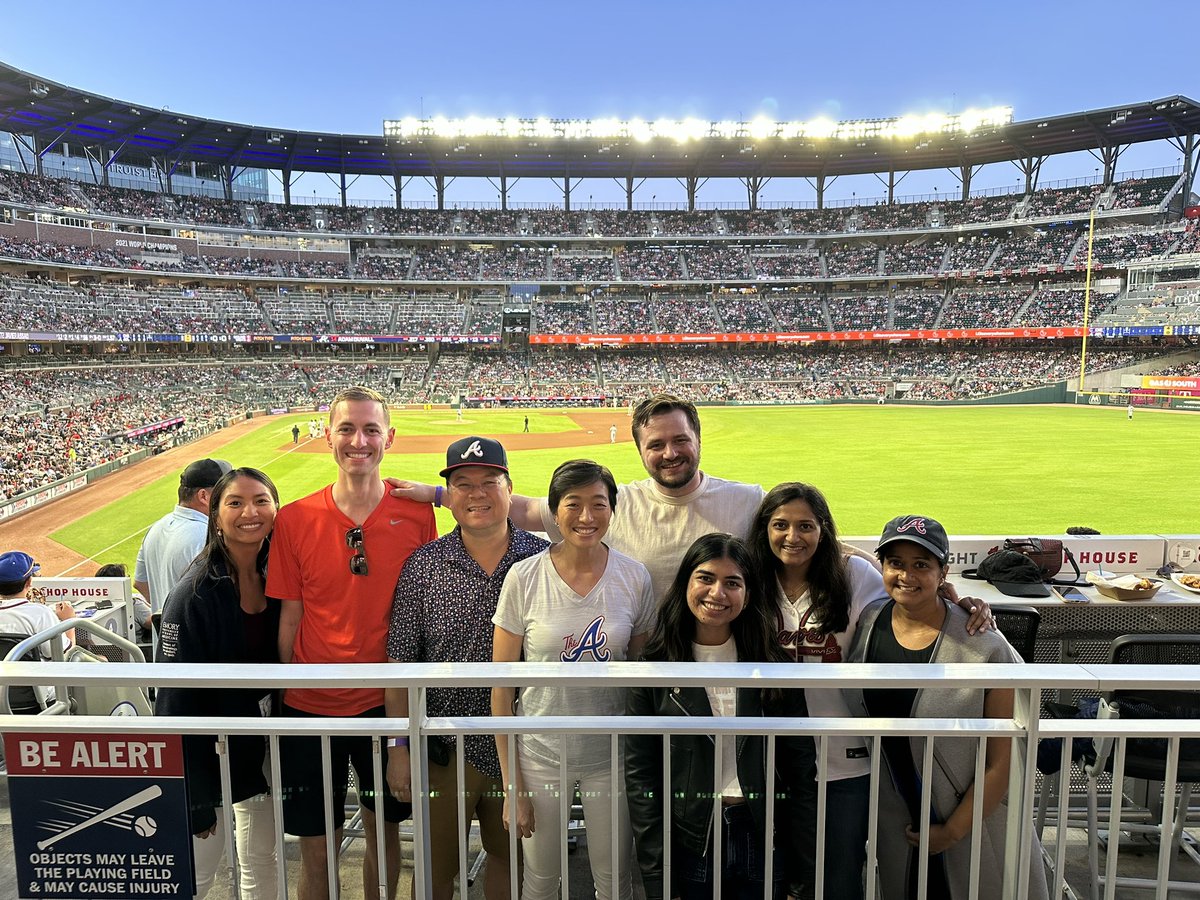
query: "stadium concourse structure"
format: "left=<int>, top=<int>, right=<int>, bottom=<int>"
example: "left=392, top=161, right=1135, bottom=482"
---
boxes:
left=2, top=60, right=1200, bottom=518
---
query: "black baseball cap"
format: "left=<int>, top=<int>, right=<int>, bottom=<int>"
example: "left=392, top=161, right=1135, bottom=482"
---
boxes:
left=180, top=458, right=233, bottom=489
left=977, top=549, right=1053, bottom=597
left=876, top=515, right=950, bottom=564
left=440, top=437, right=509, bottom=479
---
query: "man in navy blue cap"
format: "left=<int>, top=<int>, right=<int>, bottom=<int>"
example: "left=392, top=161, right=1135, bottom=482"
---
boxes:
left=0, top=551, right=75, bottom=711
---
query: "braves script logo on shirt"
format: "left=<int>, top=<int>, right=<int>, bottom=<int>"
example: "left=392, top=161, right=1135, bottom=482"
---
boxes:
left=561, top=615, right=611, bottom=662
left=776, top=606, right=842, bottom=662
left=896, top=517, right=928, bottom=535
left=459, top=440, right=484, bottom=460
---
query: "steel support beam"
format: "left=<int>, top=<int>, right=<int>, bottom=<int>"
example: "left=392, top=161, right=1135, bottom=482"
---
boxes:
left=1012, top=155, right=1045, bottom=194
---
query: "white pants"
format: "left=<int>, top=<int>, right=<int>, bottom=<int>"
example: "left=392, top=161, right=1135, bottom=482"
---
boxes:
left=191, top=792, right=278, bottom=899
left=518, top=748, right=633, bottom=900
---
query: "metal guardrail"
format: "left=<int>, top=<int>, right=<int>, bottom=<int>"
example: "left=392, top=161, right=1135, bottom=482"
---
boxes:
left=1, top=662, right=1198, bottom=900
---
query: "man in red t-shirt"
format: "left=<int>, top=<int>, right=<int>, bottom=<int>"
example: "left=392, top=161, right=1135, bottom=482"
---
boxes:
left=269, top=386, right=436, bottom=900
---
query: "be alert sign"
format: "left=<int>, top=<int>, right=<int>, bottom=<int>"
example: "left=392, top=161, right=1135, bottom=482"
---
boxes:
left=3, top=732, right=193, bottom=898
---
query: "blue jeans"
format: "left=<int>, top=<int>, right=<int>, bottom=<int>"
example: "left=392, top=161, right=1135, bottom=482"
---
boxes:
left=819, top=774, right=869, bottom=900
left=675, top=803, right=783, bottom=900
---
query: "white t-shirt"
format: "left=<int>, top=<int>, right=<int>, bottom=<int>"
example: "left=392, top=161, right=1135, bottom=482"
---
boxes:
left=692, top=637, right=742, bottom=799
left=0, top=598, right=70, bottom=707
left=539, top=473, right=766, bottom=602
left=493, top=545, right=655, bottom=771
left=774, top=555, right=887, bottom=781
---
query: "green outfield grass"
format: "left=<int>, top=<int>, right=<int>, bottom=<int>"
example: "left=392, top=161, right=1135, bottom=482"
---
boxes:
left=50, top=404, right=1197, bottom=572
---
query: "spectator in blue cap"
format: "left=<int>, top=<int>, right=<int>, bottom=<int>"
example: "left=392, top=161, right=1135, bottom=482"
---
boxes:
left=0, top=551, right=75, bottom=712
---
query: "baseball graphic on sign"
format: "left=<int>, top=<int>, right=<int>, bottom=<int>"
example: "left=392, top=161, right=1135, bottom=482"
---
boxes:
left=134, top=815, right=158, bottom=838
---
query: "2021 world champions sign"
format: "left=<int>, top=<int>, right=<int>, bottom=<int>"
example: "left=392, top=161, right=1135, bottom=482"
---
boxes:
left=4, top=732, right=193, bottom=898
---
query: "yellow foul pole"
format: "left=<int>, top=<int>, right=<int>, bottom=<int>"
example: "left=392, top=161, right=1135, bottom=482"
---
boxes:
left=1078, top=205, right=1098, bottom=396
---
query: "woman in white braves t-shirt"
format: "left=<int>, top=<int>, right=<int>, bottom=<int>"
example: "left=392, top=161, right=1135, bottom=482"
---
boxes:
left=492, top=459, right=654, bottom=900
left=749, top=483, right=992, bottom=900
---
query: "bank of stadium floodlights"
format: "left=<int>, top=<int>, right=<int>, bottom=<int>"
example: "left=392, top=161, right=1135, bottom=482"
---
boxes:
left=382, top=109, right=1014, bottom=142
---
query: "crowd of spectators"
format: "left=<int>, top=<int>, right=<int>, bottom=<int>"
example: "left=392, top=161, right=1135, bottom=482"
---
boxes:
left=205, top=254, right=279, bottom=276
left=1022, top=184, right=1103, bottom=218
left=330, top=292, right=395, bottom=332
left=533, top=300, right=594, bottom=334
left=652, top=211, right=720, bottom=236
left=684, top=245, right=752, bottom=280
left=262, top=296, right=330, bottom=333
left=939, top=286, right=1031, bottom=328
left=280, top=259, right=349, bottom=280
left=943, top=236, right=1000, bottom=272
left=937, top=194, right=1018, bottom=227
left=3, top=170, right=1188, bottom=248
left=617, top=247, right=682, bottom=280
left=593, top=295, right=658, bottom=332
left=713, top=295, right=774, bottom=331
left=0, top=171, right=90, bottom=210
left=719, top=211, right=784, bottom=236
left=827, top=294, right=890, bottom=329
left=355, top=254, right=413, bottom=280
left=751, top=250, right=823, bottom=279
left=989, top=227, right=1080, bottom=270
left=464, top=302, right=502, bottom=334
left=1090, top=230, right=1179, bottom=266
left=1015, top=287, right=1120, bottom=327
left=891, top=290, right=946, bottom=329
left=653, top=294, right=722, bottom=332
left=410, top=246, right=481, bottom=280
left=1107, top=175, right=1178, bottom=210
left=766, top=290, right=829, bottom=331
left=551, top=254, right=615, bottom=281
left=392, top=299, right=467, bottom=334
left=882, top=241, right=947, bottom=275
left=479, top=247, right=552, bottom=281
left=824, top=243, right=880, bottom=277
left=856, top=201, right=934, bottom=231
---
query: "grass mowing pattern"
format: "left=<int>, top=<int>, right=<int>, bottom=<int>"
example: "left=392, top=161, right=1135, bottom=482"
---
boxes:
left=50, top=404, right=1197, bottom=572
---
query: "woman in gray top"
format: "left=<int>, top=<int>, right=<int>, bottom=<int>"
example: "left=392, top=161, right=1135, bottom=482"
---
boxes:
left=844, top=515, right=1048, bottom=900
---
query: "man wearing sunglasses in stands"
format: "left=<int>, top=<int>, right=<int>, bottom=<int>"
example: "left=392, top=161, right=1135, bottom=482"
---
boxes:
left=269, top=386, right=436, bottom=900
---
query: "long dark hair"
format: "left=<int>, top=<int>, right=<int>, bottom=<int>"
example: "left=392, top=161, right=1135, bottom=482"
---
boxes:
left=187, top=467, right=279, bottom=591
left=749, top=482, right=852, bottom=636
left=642, top=533, right=787, bottom=665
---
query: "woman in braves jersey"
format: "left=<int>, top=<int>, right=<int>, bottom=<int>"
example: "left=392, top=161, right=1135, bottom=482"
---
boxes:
left=749, top=483, right=992, bottom=900
left=491, top=459, right=655, bottom=900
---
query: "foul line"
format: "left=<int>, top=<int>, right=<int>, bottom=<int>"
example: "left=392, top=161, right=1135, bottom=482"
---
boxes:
left=53, top=439, right=315, bottom=576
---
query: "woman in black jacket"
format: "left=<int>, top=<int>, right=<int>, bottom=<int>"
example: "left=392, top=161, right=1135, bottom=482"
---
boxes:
left=155, top=467, right=281, bottom=900
left=625, top=533, right=810, bottom=900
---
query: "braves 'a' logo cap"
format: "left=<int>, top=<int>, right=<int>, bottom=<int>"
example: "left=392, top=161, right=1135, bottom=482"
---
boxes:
left=440, top=435, right=509, bottom=478
left=876, top=514, right=949, bottom=563
left=895, top=517, right=928, bottom=535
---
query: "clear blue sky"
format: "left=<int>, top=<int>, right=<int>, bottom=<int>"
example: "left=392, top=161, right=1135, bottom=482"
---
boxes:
left=2, top=0, right=1194, bottom=206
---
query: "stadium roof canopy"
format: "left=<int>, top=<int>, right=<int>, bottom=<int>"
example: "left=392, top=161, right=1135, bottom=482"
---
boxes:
left=1, top=60, right=1197, bottom=197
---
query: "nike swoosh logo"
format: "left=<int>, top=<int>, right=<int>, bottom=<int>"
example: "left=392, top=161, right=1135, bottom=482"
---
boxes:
left=389, top=518, right=406, bottom=526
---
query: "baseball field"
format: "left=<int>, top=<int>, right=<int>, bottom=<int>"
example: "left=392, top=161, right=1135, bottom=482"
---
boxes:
left=6, top=403, right=1196, bottom=577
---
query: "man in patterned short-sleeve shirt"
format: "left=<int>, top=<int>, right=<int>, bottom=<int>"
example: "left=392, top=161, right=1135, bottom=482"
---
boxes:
left=386, top=436, right=547, bottom=900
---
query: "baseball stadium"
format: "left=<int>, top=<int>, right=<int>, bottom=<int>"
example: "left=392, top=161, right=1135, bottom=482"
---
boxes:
left=1, top=46, right=1199, bottom=900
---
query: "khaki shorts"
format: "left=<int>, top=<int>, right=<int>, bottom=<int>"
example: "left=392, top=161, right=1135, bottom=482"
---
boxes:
left=425, top=745, right=516, bottom=885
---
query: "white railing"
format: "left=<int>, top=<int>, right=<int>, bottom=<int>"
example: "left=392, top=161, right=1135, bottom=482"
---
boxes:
left=2, top=661, right=1198, bottom=900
